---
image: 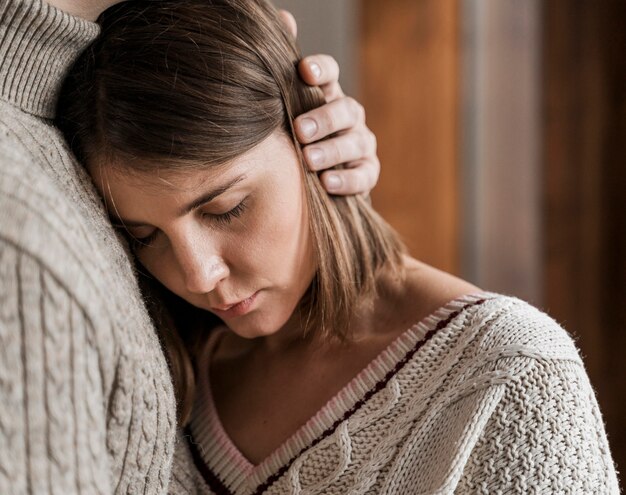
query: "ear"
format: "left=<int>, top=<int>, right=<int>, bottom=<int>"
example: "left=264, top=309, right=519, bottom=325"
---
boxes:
left=278, top=9, right=298, bottom=38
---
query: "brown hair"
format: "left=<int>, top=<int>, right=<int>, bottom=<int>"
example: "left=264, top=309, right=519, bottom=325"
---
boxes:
left=57, top=0, right=405, bottom=425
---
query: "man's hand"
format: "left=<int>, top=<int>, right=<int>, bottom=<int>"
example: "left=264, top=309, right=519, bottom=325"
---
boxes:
left=279, top=10, right=380, bottom=196
left=295, top=56, right=380, bottom=196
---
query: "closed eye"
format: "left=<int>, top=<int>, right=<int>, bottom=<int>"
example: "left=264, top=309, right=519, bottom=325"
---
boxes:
left=129, top=230, right=159, bottom=249
left=112, top=196, right=248, bottom=251
left=210, top=197, right=248, bottom=226
left=112, top=223, right=159, bottom=251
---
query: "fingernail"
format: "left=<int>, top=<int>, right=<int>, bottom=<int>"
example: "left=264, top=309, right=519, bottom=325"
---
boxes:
left=298, top=118, right=317, bottom=138
left=307, top=148, right=325, bottom=168
left=309, top=62, right=322, bottom=80
left=325, top=173, right=342, bottom=191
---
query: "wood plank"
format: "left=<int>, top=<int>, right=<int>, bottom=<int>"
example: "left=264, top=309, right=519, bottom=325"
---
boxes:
left=359, top=0, right=459, bottom=273
left=543, top=0, right=626, bottom=481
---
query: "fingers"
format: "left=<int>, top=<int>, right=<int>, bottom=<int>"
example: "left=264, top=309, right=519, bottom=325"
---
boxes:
left=294, top=97, right=365, bottom=144
left=304, top=129, right=377, bottom=171
left=319, top=159, right=380, bottom=195
left=278, top=9, right=297, bottom=38
left=296, top=53, right=380, bottom=196
left=298, top=54, right=339, bottom=86
left=298, top=55, right=345, bottom=102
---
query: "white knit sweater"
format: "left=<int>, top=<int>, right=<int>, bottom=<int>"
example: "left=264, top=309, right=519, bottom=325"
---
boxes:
left=0, top=1, right=202, bottom=492
left=185, top=293, right=619, bottom=494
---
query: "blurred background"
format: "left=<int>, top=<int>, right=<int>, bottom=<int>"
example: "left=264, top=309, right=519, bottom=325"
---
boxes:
left=276, top=0, right=625, bottom=484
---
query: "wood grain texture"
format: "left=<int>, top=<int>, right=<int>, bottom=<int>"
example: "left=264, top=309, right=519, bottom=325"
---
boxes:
left=543, top=0, right=626, bottom=481
left=359, top=0, right=459, bottom=273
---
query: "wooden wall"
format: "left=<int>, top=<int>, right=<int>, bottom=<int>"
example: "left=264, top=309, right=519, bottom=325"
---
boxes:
left=543, top=0, right=626, bottom=480
left=360, top=0, right=460, bottom=273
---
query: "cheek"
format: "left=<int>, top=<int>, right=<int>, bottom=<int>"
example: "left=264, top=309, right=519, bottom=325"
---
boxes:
left=136, top=250, right=180, bottom=293
left=249, top=180, right=314, bottom=281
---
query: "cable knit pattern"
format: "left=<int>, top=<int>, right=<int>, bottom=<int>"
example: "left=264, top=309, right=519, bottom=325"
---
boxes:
left=0, top=2, right=619, bottom=494
left=0, top=1, right=197, bottom=492
left=187, top=294, right=619, bottom=494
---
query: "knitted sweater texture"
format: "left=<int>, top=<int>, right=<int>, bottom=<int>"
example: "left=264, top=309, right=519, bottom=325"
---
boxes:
left=0, top=1, right=202, bottom=492
left=187, top=294, right=620, bottom=494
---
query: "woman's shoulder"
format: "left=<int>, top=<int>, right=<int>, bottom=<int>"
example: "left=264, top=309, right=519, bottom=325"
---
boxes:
left=394, top=257, right=580, bottom=363
left=460, top=293, right=581, bottom=363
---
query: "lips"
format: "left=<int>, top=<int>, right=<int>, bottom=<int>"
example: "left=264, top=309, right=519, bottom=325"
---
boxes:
left=212, top=301, right=239, bottom=311
left=209, top=291, right=259, bottom=318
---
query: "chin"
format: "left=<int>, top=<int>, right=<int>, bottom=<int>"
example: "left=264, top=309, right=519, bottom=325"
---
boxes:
left=224, top=321, right=280, bottom=339
left=228, top=324, right=279, bottom=340
left=227, top=312, right=291, bottom=340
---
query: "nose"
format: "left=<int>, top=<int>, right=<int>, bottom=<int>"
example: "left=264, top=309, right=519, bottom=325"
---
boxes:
left=174, top=236, right=229, bottom=295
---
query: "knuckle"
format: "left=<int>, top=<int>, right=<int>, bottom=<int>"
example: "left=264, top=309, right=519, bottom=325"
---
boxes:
left=327, top=56, right=340, bottom=79
left=348, top=98, right=365, bottom=122
left=353, top=172, right=366, bottom=194
left=351, top=130, right=373, bottom=159
left=358, top=102, right=366, bottom=120
left=354, top=132, right=367, bottom=158
left=320, top=81, right=343, bottom=103
left=355, top=159, right=379, bottom=192
left=321, top=109, right=337, bottom=134
left=371, top=157, right=381, bottom=184
left=309, top=108, right=332, bottom=136
left=366, top=129, right=377, bottom=154
left=345, top=97, right=358, bottom=115
left=327, top=84, right=343, bottom=102
left=330, top=139, right=344, bottom=164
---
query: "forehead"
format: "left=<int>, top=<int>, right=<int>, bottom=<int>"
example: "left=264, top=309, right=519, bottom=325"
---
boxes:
left=88, top=131, right=301, bottom=220
left=90, top=130, right=294, bottom=195
left=96, top=162, right=231, bottom=196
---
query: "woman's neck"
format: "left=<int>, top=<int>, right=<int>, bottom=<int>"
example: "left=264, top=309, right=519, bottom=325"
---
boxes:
left=247, top=262, right=408, bottom=356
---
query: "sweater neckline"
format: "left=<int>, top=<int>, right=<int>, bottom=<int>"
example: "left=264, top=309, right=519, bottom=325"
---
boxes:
left=0, top=0, right=99, bottom=118
left=187, top=292, right=493, bottom=494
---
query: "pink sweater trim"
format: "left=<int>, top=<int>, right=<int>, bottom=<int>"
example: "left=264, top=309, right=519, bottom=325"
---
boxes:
left=188, top=292, right=492, bottom=493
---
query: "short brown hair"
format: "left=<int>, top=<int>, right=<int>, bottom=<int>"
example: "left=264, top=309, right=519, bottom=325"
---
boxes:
left=58, top=0, right=405, bottom=424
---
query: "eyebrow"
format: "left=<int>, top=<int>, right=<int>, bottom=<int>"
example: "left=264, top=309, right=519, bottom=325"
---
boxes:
left=178, top=174, right=246, bottom=215
left=109, top=173, right=246, bottom=228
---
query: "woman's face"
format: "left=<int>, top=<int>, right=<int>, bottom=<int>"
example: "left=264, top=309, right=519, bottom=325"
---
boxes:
left=90, top=131, right=317, bottom=339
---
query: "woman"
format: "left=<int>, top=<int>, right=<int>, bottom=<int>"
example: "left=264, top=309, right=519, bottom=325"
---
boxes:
left=58, top=0, right=619, bottom=493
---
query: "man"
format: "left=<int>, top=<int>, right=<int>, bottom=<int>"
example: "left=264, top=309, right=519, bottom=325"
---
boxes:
left=0, top=0, right=380, bottom=492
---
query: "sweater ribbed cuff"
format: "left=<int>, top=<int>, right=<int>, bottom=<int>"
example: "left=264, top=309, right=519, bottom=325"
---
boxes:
left=0, top=0, right=99, bottom=118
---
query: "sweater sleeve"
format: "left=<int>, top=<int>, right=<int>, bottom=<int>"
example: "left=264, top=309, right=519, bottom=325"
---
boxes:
left=167, top=431, right=212, bottom=495
left=0, top=241, right=112, bottom=494
left=456, top=357, right=620, bottom=493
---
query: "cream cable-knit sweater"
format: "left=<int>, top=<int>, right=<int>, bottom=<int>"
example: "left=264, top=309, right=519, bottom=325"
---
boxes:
left=0, top=2, right=619, bottom=494
left=0, top=1, right=202, bottom=493
left=187, top=294, right=619, bottom=494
